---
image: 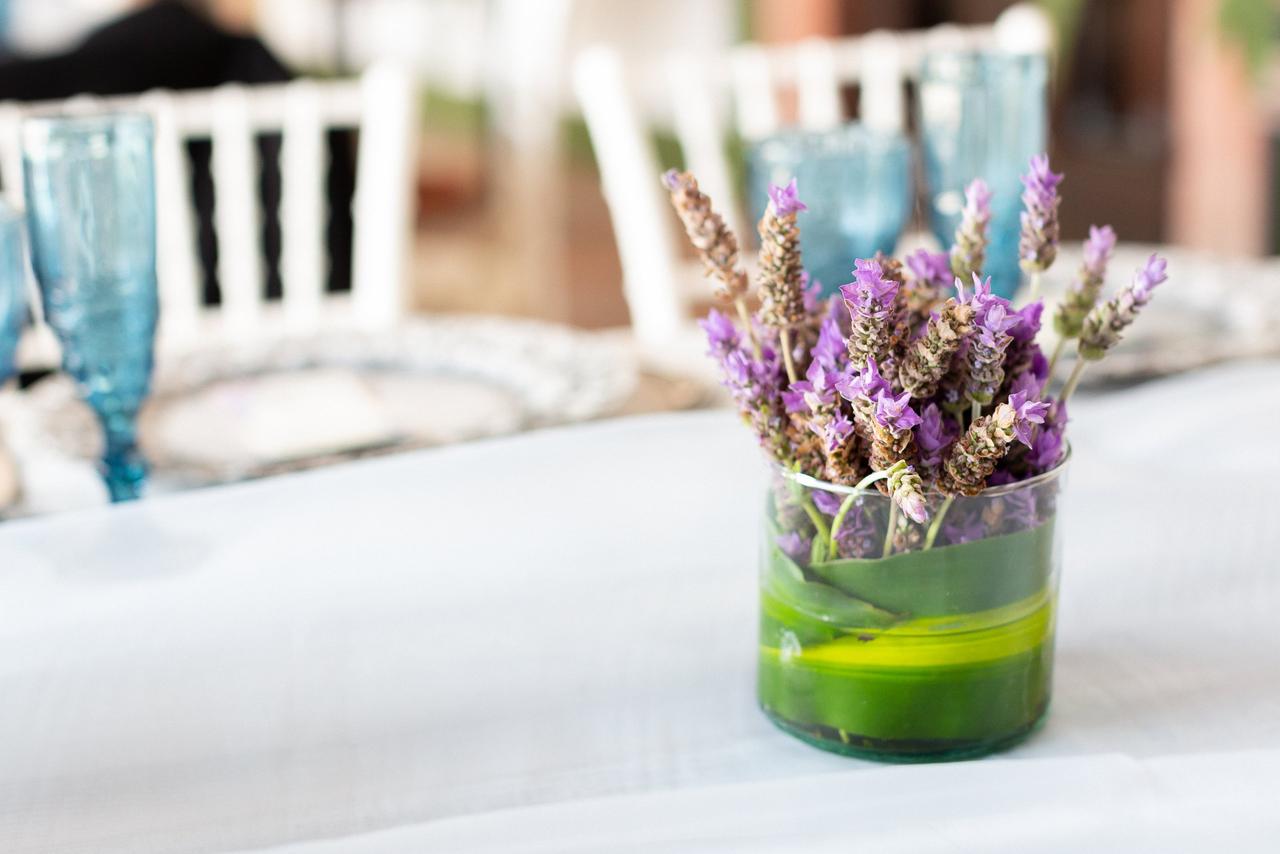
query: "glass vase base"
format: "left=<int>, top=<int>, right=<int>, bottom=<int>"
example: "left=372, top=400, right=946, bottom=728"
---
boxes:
left=760, top=701, right=1049, bottom=763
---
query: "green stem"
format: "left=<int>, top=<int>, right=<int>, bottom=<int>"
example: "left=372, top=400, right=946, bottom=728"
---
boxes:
left=1042, top=338, right=1067, bottom=396
left=796, top=494, right=830, bottom=548
left=825, top=470, right=889, bottom=559
left=779, top=327, right=799, bottom=385
left=735, top=298, right=761, bottom=361
left=881, top=502, right=899, bottom=558
left=1027, top=271, right=1041, bottom=302
left=923, top=495, right=955, bottom=550
left=970, top=400, right=982, bottom=424
left=1057, top=359, right=1088, bottom=409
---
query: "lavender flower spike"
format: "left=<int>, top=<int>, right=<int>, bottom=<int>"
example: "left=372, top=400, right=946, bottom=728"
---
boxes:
left=1078, top=253, right=1167, bottom=361
left=942, top=398, right=1046, bottom=496
left=757, top=179, right=808, bottom=332
left=950, top=179, right=992, bottom=283
left=869, top=389, right=920, bottom=475
left=841, top=259, right=900, bottom=371
left=1018, top=153, right=1064, bottom=275
left=663, top=170, right=750, bottom=302
left=899, top=297, right=975, bottom=399
left=1053, top=224, right=1117, bottom=339
left=963, top=275, right=1020, bottom=406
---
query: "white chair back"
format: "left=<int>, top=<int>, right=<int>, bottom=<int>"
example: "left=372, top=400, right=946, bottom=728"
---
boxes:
left=0, top=63, right=418, bottom=370
left=573, top=4, right=1050, bottom=365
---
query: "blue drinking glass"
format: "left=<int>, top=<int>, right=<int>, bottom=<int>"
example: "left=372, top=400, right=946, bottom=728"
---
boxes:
left=22, top=114, right=158, bottom=502
left=746, top=123, right=911, bottom=297
left=0, top=199, right=25, bottom=383
left=918, top=51, right=1048, bottom=299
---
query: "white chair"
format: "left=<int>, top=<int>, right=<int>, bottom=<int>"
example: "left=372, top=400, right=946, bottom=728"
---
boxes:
left=572, top=4, right=1050, bottom=375
left=0, top=62, right=419, bottom=371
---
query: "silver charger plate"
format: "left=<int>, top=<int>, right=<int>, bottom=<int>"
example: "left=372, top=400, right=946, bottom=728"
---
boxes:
left=9, top=315, right=638, bottom=497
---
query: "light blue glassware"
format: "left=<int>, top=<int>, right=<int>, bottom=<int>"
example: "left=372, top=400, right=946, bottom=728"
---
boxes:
left=22, top=113, right=158, bottom=502
left=746, top=123, right=911, bottom=297
left=0, top=200, right=25, bottom=383
left=918, top=51, right=1048, bottom=299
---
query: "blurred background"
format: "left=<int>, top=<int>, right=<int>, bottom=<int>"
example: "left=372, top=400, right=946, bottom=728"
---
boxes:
left=0, top=0, right=1277, bottom=513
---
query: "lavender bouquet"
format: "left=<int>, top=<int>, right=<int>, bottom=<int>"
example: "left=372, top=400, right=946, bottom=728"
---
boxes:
left=665, top=157, right=1165, bottom=761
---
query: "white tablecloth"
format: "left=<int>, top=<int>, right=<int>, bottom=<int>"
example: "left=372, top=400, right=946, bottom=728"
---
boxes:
left=2, top=360, right=1280, bottom=853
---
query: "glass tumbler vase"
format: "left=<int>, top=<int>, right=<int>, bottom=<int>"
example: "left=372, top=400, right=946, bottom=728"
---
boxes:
left=918, top=51, right=1048, bottom=300
left=746, top=122, right=911, bottom=298
left=758, top=458, right=1067, bottom=761
left=22, top=113, right=158, bottom=501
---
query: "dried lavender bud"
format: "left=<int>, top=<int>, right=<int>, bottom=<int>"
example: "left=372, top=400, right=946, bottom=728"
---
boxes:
left=1078, top=254, right=1167, bottom=361
left=941, top=392, right=1049, bottom=495
left=898, top=298, right=975, bottom=399
left=1018, top=154, right=1063, bottom=274
left=840, top=259, right=899, bottom=371
left=757, top=179, right=808, bottom=329
left=950, top=179, right=991, bottom=283
left=1053, top=225, right=1116, bottom=339
left=663, top=170, right=750, bottom=301
left=885, top=460, right=929, bottom=524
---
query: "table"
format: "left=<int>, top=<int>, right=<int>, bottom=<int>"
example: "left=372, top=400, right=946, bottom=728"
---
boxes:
left=2, top=360, right=1280, bottom=852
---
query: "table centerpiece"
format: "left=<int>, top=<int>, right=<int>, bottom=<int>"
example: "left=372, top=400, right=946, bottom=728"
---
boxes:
left=663, top=155, right=1165, bottom=761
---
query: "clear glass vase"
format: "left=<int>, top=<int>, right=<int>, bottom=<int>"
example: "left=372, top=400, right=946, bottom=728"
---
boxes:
left=746, top=122, right=911, bottom=298
left=758, top=457, right=1067, bottom=761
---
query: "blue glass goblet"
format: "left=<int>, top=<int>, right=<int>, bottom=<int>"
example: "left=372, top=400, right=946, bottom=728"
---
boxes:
left=918, top=51, right=1048, bottom=299
left=746, top=123, right=911, bottom=298
left=0, top=199, right=25, bottom=383
left=22, top=114, right=158, bottom=502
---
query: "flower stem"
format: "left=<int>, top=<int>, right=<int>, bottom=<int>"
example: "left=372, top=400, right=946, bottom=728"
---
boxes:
left=1057, top=359, right=1087, bottom=409
left=1027, top=271, right=1041, bottom=301
left=881, top=502, right=899, bottom=558
left=1041, top=337, right=1067, bottom=396
left=970, top=400, right=982, bottom=424
left=825, top=470, right=889, bottom=558
left=924, top=495, right=955, bottom=550
left=779, top=326, right=799, bottom=384
left=734, top=297, right=761, bottom=361
left=795, top=493, right=830, bottom=548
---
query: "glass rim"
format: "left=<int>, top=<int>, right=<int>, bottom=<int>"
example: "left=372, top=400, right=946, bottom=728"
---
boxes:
left=751, top=120, right=910, bottom=153
left=21, top=112, right=154, bottom=145
left=775, top=443, right=1071, bottom=499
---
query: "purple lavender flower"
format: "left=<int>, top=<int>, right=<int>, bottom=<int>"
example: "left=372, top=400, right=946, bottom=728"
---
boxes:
left=834, top=502, right=879, bottom=558
left=1007, top=390, right=1051, bottom=447
left=1011, top=300, right=1043, bottom=343
left=1018, top=153, right=1063, bottom=274
left=1002, top=490, right=1039, bottom=530
left=777, top=531, right=811, bottom=564
left=906, top=249, right=953, bottom=291
left=811, top=489, right=844, bottom=516
left=944, top=513, right=987, bottom=545
left=841, top=259, right=900, bottom=370
left=1029, top=400, right=1068, bottom=471
left=916, top=403, right=956, bottom=470
left=835, top=354, right=890, bottom=404
left=699, top=308, right=739, bottom=353
left=950, top=179, right=992, bottom=283
left=1007, top=371, right=1041, bottom=402
left=874, top=390, right=923, bottom=433
left=768, top=178, right=808, bottom=217
left=810, top=315, right=847, bottom=371
left=1078, top=253, right=1168, bottom=360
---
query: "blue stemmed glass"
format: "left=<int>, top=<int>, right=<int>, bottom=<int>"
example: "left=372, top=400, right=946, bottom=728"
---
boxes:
left=918, top=51, right=1048, bottom=299
left=0, top=199, right=25, bottom=383
left=746, top=123, right=911, bottom=298
left=22, top=114, right=158, bottom=502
